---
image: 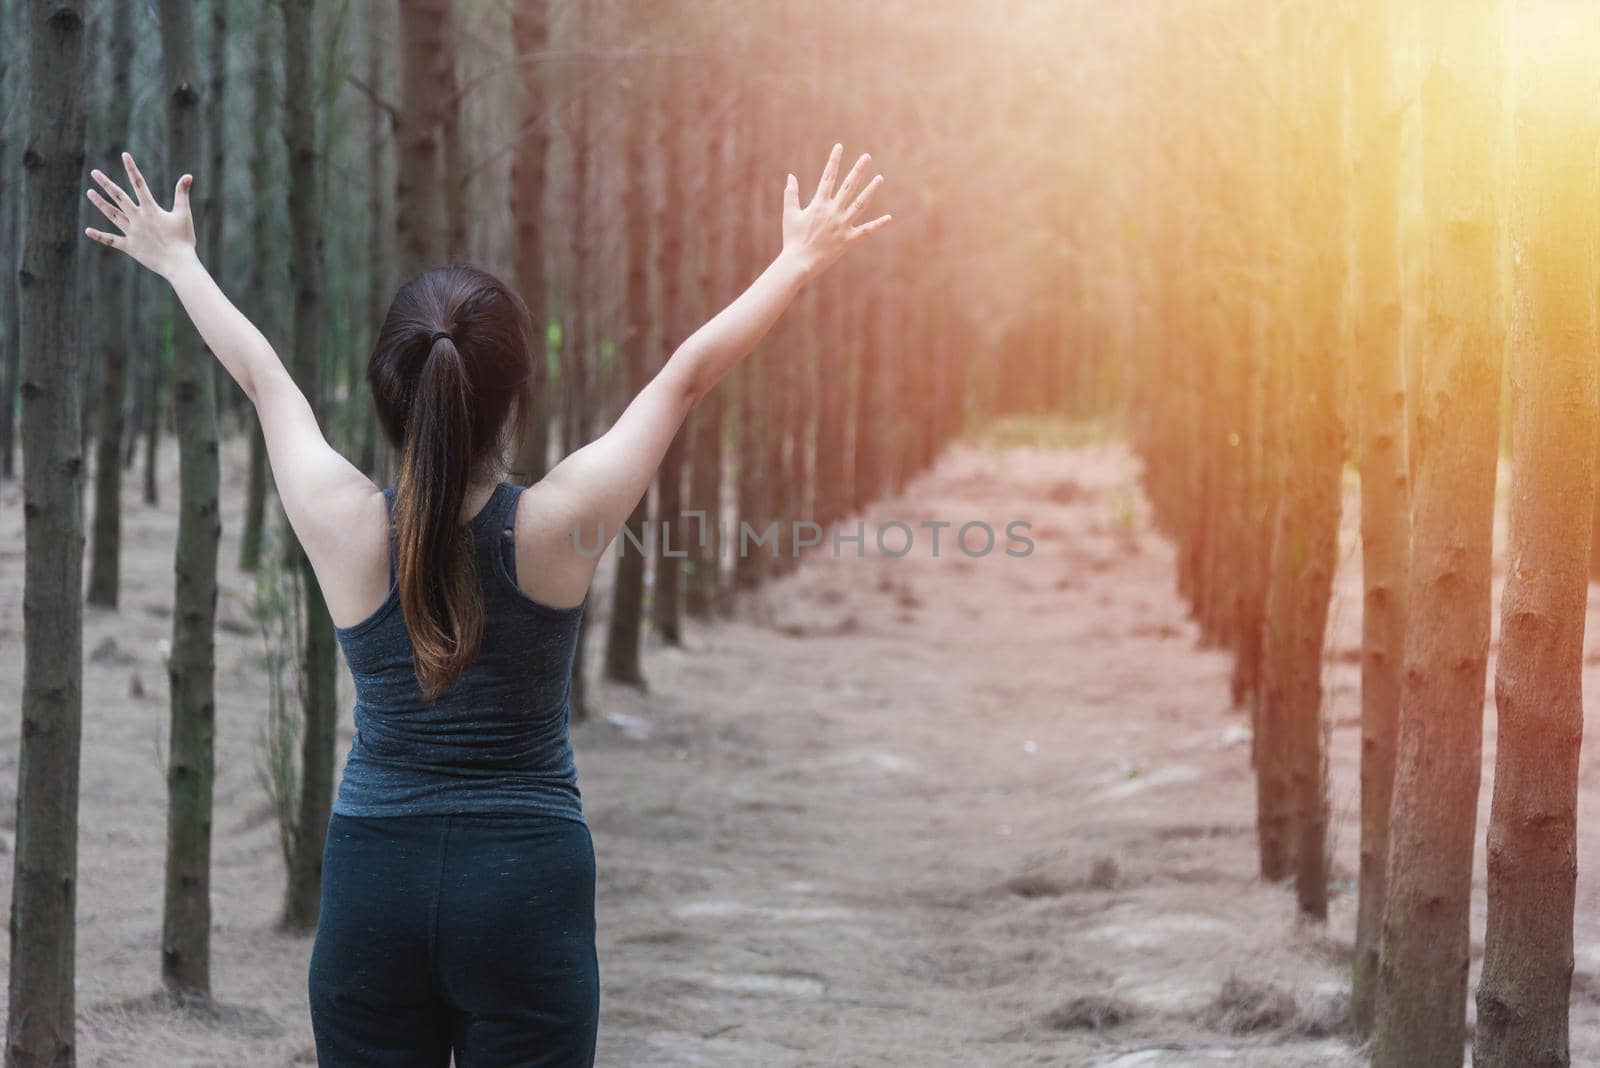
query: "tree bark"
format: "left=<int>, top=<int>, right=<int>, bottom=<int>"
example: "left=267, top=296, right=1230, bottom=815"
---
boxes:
left=395, top=0, right=447, bottom=277
left=7, top=0, right=89, bottom=1060
left=561, top=0, right=595, bottom=721
left=1249, top=9, right=1295, bottom=882
left=238, top=6, right=276, bottom=573
left=1473, top=10, right=1600, bottom=1063
left=1372, top=0, right=1504, bottom=1061
left=0, top=0, right=24, bottom=483
left=87, top=0, right=137, bottom=608
left=508, top=0, right=552, bottom=483
left=1280, top=10, right=1345, bottom=926
left=140, top=290, right=160, bottom=506
left=652, top=45, right=690, bottom=644
left=278, top=0, right=336, bottom=933
left=733, top=85, right=772, bottom=592
left=357, top=0, right=388, bottom=480
left=604, top=55, right=656, bottom=689
left=1346, top=0, right=1409, bottom=1036
left=686, top=65, right=727, bottom=619
left=156, top=0, right=224, bottom=1002
left=441, top=2, right=466, bottom=259
left=205, top=0, right=235, bottom=418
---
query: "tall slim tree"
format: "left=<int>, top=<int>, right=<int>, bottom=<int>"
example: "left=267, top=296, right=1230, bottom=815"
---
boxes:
left=561, top=0, right=596, bottom=721
left=651, top=45, right=692, bottom=645
left=1346, top=0, right=1409, bottom=1034
left=139, top=280, right=161, bottom=506
left=8, top=0, right=89, bottom=1059
left=1373, top=0, right=1505, bottom=1061
left=1473, top=6, right=1600, bottom=1062
left=358, top=0, right=391, bottom=480
left=686, top=62, right=728, bottom=619
left=604, top=56, right=657, bottom=690
left=508, top=0, right=552, bottom=483
left=87, top=0, right=138, bottom=608
left=204, top=0, right=232, bottom=418
left=0, top=0, right=25, bottom=482
left=735, top=78, right=774, bottom=592
left=1281, top=0, right=1346, bottom=928
left=278, top=0, right=335, bottom=931
left=395, top=0, right=447, bottom=277
left=156, top=0, right=224, bottom=1002
left=238, top=6, right=276, bottom=572
left=441, top=3, right=467, bottom=259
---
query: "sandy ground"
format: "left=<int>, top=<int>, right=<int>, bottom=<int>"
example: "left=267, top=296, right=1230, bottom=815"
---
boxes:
left=5, top=426, right=1600, bottom=1067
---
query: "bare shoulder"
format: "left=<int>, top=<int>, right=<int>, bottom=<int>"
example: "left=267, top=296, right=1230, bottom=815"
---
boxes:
left=510, top=477, right=600, bottom=609
left=302, top=483, right=392, bottom=630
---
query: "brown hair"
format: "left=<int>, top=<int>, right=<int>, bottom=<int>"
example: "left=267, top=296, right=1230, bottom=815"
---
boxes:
left=368, top=263, right=536, bottom=700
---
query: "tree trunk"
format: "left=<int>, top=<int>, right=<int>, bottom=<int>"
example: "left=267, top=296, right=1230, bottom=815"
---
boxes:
left=1249, top=25, right=1294, bottom=875
left=155, top=0, right=223, bottom=1002
left=507, top=1, right=552, bottom=483
left=1372, top=1, right=1504, bottom=1062
left=686, top=68, right=727, bottom=619
left=811, top=267, right=848, bottom=536
left=238, top=7, right=275, bottom=572
left=652, top=48, right=690, bottom=645
left=604, top=57, right=656, bottom=689
left=733, top=89, right=771, bottom=592
left=852, top=286, right=884, bottom=515
left=1472, top=12, right=1600, bottom=1063
left=1284, top=37, right=1345, bottom=925
left=357, top=0, right=388, bottom=480
left=0, top=0, right=19, bottom=485
left=7, top=0, right=89, bottom=1059
left=205, top=0, right=235, bottom=418
left=395, top=0, right=447, bottom=277
left=1347, top=0, right=1409, bottom=1036
left=140, top=290, right=160, bottom=506
left=278, top=0, right=336, bottom=933
left=87, top=0, right=137, bottom=608
left=441, top=3, right=466, bottom=259
left=560, top=0, right=595, bottom=721
left=774, top=280, right=816, bottom=574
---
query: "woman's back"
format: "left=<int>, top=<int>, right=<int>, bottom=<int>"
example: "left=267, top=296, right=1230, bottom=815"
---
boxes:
left=331, top=480, right=588, bottom=825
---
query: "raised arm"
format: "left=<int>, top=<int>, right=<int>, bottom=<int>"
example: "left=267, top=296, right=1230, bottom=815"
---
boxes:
left=521, top=143, right=892, bottom=600
left=84, top=153, right=381, bottom=573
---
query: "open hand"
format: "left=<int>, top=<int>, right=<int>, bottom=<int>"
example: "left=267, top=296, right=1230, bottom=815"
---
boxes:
left=781, top=143, right=891, bottom=279
left=84, top=152, right=197, bottom=279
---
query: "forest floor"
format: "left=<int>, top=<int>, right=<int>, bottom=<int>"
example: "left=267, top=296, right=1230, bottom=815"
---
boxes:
left=6, top=424, right=1600, bottom=1066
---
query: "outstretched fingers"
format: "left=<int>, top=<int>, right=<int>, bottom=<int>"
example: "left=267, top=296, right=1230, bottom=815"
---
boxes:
left=86, top=188, right=128, bottom=232
left=844, top=174, right=885, bottom=222
left=85, top=227, right=125, bottom=250
left=848, top=213, right=893, bottom=243
left=833, top=153, right=872, bottom=208
left=90, top=168, right=137, bottom=215
left=121, top=151, right=151, bottom=207
left=810, top=143, right=843, bottom=208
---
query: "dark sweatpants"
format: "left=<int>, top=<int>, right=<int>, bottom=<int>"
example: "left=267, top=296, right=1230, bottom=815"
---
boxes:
left=308, top=811, right=599, bottom=1067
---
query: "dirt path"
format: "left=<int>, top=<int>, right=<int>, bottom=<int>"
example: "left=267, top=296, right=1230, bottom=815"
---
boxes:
left=10, top=432, right=1600, bottom=1066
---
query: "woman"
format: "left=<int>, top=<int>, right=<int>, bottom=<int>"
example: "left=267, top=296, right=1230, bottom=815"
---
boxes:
left=84, top=143, right=890, bottom=1066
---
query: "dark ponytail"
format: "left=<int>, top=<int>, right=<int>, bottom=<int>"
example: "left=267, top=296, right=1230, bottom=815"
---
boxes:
left=368, top=264, right=537, bottom=701
left=395, top=335, right=482, bottom=699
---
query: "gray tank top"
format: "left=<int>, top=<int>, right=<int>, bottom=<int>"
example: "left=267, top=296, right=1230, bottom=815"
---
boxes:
left=331, top=481, right=588, bottom=825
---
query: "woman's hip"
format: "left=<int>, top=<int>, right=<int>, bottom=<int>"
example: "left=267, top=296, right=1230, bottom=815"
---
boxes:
left=314, top=810, right=598, bottom=990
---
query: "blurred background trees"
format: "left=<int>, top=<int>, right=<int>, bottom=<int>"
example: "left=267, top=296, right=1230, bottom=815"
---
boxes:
left=12, top=1, right=1600, bottom=1064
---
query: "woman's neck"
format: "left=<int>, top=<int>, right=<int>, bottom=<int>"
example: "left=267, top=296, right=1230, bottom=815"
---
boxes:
left=460, top=473, right=501, bottom=526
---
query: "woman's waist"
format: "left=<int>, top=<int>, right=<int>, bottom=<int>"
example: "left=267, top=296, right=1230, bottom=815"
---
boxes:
left=334, top=745, right=586, bottom=820
left=348, top=714, right=575, bottom=769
